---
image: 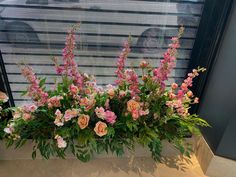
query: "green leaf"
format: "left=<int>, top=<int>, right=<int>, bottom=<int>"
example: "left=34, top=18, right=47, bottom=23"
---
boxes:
left=39, top=77, right=47, bottom=87
left=21, top=90, right=28, bottom=96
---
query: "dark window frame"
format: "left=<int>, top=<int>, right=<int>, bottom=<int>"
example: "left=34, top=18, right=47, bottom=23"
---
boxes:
left=188, top=0, right=234, bottom=113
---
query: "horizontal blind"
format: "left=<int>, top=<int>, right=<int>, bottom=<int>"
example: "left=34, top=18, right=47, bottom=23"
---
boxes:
left=0, top=0, right=205, bottom=106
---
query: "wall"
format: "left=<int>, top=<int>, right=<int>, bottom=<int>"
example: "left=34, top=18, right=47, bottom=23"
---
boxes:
left=198, top=1, right=236, bottom=160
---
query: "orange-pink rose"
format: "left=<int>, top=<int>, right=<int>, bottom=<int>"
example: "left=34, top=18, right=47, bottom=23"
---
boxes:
left=127, top=99, right=140, bottom=112
left=78, top=114, right=90, bottom=129
left=94, top=121, right=107, bottom=137
left=80, top=97, right=96, bottom=111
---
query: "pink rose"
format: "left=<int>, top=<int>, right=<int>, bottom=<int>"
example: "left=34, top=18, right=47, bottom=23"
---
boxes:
left=95, top=107, right=106, bottom=119
left=105, top=110, right=117, bottom=124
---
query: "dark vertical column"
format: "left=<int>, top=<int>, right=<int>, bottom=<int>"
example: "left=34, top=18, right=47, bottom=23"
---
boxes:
left=197, top=2, right=236, bottom=159
left=188, top=0, right=236, bottom=160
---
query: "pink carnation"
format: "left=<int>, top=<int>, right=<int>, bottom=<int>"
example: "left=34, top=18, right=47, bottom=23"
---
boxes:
left=95, top=107, right=106, bottom=119
left=22, top=104, right=37, bottom=113
left=55, top=135, right=67, bottom=149
left=105, top=110, right=117, bottom=124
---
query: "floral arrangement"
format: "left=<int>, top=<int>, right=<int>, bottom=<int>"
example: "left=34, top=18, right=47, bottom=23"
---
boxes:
left=2, top=26, right=208, bottom=162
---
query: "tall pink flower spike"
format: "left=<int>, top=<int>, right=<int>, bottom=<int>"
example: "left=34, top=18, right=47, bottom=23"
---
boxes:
left=153, top=27, right=184, bottom=91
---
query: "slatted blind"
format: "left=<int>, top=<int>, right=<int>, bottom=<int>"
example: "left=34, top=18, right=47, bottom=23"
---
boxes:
left=0, top=0, right=204, bottom=106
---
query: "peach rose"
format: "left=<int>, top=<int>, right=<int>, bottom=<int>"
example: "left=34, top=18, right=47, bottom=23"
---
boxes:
left=127, top=99, right=140, bottom=112
left=0, top=91, right=9, bottom=103
left=94, top=121, right=107, bottom=137
left=78, top=114, right=90, bottom=129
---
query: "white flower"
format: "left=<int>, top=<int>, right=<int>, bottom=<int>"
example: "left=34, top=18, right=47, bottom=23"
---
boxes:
left=4, top=127, right=12, bottom=134
left=55, top=135, right=67, bottom=148
left=4, top=123, right=15, bottom=134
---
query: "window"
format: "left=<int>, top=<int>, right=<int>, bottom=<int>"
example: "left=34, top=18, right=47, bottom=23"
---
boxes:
left=0, top=0, right=204, bottom=105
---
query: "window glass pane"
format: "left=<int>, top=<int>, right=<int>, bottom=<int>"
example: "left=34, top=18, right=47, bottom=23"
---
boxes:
left=0, top=0, right=205, bottom=105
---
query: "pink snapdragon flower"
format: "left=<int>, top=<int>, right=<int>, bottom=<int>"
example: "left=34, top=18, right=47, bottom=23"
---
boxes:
left=152, top=27, right=184, bottom=91
left=53, top=27, right=84, bottom=89
left=47, top=96, right=63, bottom=108
left=21, top=66, right=48, bottom=106
left=55, top=135, right=67, bottom=149
left=95, top=107, right=106, bottom=119
left=167, top=68, right=205, bottom=117
left=105, top=110, right=117, bottom=124
left=124, top=69, right=140, bottom=98
left=115, top=40, right=131, bottom=85
left=177, top=68, right=205, bottom=99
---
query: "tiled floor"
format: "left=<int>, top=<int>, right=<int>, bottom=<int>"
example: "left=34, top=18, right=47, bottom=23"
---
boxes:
left=0, top=155, right=207, bottom=177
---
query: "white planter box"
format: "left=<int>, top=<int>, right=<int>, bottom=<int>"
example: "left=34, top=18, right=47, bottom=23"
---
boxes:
left=0, top=139, right=193, bottom=160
